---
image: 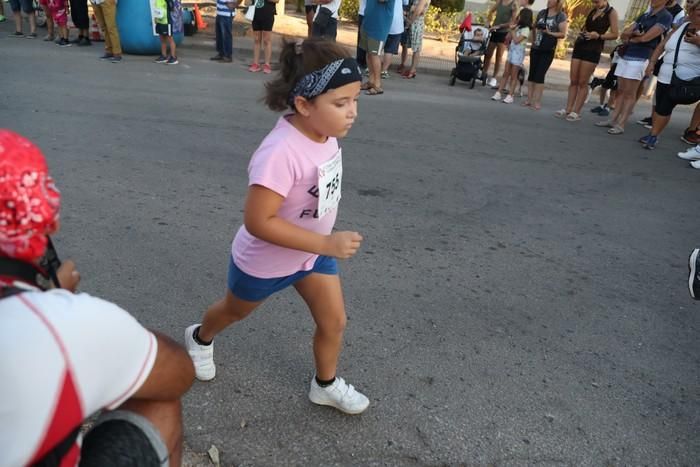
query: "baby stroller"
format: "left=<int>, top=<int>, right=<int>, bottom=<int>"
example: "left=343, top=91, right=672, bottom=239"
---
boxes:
left=449, top=25, right=491, bottom=88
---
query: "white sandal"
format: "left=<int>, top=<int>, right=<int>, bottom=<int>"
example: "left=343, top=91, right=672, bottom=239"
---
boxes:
left=554, top=109, right=567, bottom=118
left=566, top=112, right=581, bottom=122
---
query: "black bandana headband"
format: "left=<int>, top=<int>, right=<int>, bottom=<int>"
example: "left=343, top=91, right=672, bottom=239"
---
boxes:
left=288, top=57, right=362, bottom=106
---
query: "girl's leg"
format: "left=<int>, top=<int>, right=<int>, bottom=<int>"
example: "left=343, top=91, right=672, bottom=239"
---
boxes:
left=493, top=43, right=506, bottom=81
left=160, top=35, right=167, bottom=57
left=168, top=36, right=176, bottom=58
left=689, top=102, right=700, bottom=131
left=409, top=49, right=421, bottom=73
left=42, top=4, right=54, bottom=38
left=252, top=30, right=261, bottom=65
left=28, top=8, right=36, bottom=34
left=497, top=62, right=512, bottom=93
left=533, top=83, right=545, bottom=107
left=507, top=65, right=521, bottom=95
left=526, top=80, right=534, bottom=105
left=294, top=273, right=346, bottom=381
left=263, top=30, right=272, bottom=66
left=566, top=58, right=582, bottom=113
left=572, top=61, right=597, bottom=114
left=616, top=78, right=641, bottom=128
left=198, top=290, right=263, bottom=342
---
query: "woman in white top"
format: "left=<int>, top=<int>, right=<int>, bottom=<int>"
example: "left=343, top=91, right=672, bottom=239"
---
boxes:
left=639, top=0, right=700, bottom=150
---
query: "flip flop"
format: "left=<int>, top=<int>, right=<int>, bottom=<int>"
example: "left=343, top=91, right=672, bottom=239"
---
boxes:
left=521, top=101, right=531, bottom=107
left=366, top=87, right=384, bottom=95
left=402, top=71, right=416, bottom=79
left=360, top=82, right=374, bottom=91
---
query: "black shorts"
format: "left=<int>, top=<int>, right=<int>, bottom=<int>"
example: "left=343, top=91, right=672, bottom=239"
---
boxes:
left=305, top=4, right=317, bottom=14
left=252, top=2, right=276, bottom=31
left=528, top=48, right=555, bottom=84
left=155, top=23, right=173, bottom=37
left=572, top=44, right=602, bottom=64
left=490, top=30, right=508, bottom=44
left=603, top=63, right=618, bottom=90
left=654, top=82, right=699, bottom=117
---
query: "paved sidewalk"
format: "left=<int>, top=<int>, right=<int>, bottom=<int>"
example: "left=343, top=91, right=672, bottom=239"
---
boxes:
left=186, top=10, right=612, bottom=91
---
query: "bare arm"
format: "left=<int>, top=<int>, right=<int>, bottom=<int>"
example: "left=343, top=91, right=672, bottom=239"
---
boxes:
left=629, top=24, right=666, bottom=43
left=244, top=185, right=362, bottom=259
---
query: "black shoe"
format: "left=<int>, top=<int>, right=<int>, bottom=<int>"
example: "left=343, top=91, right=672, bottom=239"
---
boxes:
left=10, top=31, right=24, bottom=38
left=99, top=53, right=114, bottom=60
left=221, top=56, right=232, bottom=63
left=210, top=55, right=223, bottom=61
left=78, top=37, right=92, bottom=46
left=57, top=38, right=72, bottom=47
left=690, top=248, right=699, bottom=300
left=636, top=116, right=652, bottom=126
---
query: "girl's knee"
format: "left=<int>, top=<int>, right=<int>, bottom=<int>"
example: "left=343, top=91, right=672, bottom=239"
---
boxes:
left=317, top=312, right=347, bottom=336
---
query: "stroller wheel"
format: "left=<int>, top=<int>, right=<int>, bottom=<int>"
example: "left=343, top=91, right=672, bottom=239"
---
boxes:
left=449, top=74, right=457, bottom=86
left=470, top=77, right=476, bottom=89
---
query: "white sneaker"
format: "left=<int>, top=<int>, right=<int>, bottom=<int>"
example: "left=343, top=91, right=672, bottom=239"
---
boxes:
left=502, top=94, right=514, bottom=104
left=487, top=77, right=498, bottom=88
left=308, top=376, right=369, bottom=414
left=691, top=160, right=700, bottom=169
left=678, top=145, right=700, bottom=161
left=184, top=324, right=216, bottom=381
left=491, top=91, right=502, bottom=101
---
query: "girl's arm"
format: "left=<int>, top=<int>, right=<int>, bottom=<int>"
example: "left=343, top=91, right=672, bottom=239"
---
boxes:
left=244, top=185, right=362, bottom=259
left=620, top=21, right=638, bottom=41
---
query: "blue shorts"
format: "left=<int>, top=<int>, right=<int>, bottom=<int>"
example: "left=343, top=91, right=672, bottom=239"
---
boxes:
left=384, top=33, right=402, bottom=55
left=227, top=255, right=338, bottom=302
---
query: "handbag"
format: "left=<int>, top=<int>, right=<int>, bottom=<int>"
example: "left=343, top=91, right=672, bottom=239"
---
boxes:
left=244, top=4, right=256, bottom=22
left=313, top=6, right=333, bottom=28
left=668, top=23, right=700, bottom=105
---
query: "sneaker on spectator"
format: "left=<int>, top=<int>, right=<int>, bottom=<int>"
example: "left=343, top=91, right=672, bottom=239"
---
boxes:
left=643, top=135, right=658, bottom=150
left=57, top=38, right=71, bottom=47
left=691, top=160, right=700, bottom=169
left=99, top=53, right=114, bottom=60
left=26, top=32, right=37, bottom=38
left=308, top=376, right=369, bottom=414
left=639, top=134, right=653, bottom=144
left=263, top=63, right=272, bottom=74
left=590, top=105, right=605, bottom=113
left=10, top=31, right=24, bottom=37
left=487, top=77, right=498, bottom=88
left=184, top=324, right=216, bottom=381
left=689, top=248, right=699, bottom=299
left=381, top=70, right=390, bottom=79
left=678, top=145, right=700, bottom=160
left=249, top=63, right=261, bottom=72
left=154, top=55, right=168, bottom=63
left=681, top=128, right=700, bottom=145
left=598, top=106, right=610, bottom=117
left=110, top=55, right=123, bottom=63
left=166, top=56, right=179, bottom=65
left=502, top=94, right=514, bottom=104
left=78, top=37, right=91, bottom=46
left=491, top=91, right=501, bottom=101
left=637, top=116, right=652, bottom=126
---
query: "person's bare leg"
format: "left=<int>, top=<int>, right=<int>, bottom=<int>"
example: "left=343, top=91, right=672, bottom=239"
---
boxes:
left=13, top=10, right=22, bottom=33
left=368, top=53, right=382, bottom=89
left=492, top=43, right=506, bottom=81
left=28, top=9, right=35, bottom=34
left=649, top=112, right=671, bottom=136
left=42, top=5, right=54, bottom=38
left=294, top=273, right=347, bottom=381
left=689, top=103, right=700, bottom=131
left=482, top=42, right=496, bottom=77
left=566, top=58, right=581, bottom=112
left=263, top=30, right=272, bottom=66
left=168, top=36, right=176, bottom=58
left=198, top=290, right=263, bottom=342
left=496, top=62, right=512, bottom=94
left=572, top=61, right=597, bottom=114
left=382, top=52, right=393, bottom=72
left=409, top=49, right=421, bottom=73
left=252, top=30, right=261, bottom=65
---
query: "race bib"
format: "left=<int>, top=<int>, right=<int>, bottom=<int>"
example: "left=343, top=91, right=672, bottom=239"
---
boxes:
left=317, top=149, right=342, bottom=220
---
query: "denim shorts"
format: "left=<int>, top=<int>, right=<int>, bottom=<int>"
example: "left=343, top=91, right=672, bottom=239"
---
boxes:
left=9, top=0, right=34, bottom=13
left=228, top=255, right=338, bottom=302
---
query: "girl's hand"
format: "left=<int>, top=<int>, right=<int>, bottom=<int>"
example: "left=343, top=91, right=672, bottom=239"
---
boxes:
left=324, top=231, right=363, bottom=259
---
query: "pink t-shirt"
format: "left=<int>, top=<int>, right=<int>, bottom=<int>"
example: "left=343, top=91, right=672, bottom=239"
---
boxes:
left=232, top=116, right=339, bottom=278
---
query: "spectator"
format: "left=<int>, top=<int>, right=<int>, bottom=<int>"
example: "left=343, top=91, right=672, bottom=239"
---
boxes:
left=360, top=0, right=396, bottom=94
left=401, top=0, right=429, bottom=79
left=311, top=0, right=341, bottom=41
left=211, top=0, right=238, bottom=63
left=305, top=0, right=317, bottom=37
left=69, top=0, right=91, bottom=45
left=154, top=0, right=181, bottom=65
left=639, top=0, right=700, bottom=149
left=8, top=0, right=36, bottom=37
left=484, top=0, right=518, bottom=88
left=38, top=0, right=55, bottom=42
left=381, top=0, right=405, bottom=78
left=47, top=0, right=70, bottom=47
left=249, top=0, right=279, bottom=74
left=356, top=0, right=368, bottom=72
left=556, top=0, right=618, bottom=121
left=523, top=0, right=568, bottom=110
left=491, top=7, right=532, bottom=103
left=397, top=0, right=411, bottom=74
left=91, top=0, right=123, bottom=62
left=0, top=130, right=195, bottom=467
left=595, top=0, right=671, bottom=134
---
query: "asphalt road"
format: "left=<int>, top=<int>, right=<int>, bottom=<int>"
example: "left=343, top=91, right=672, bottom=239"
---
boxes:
left=1, top=23, right=698, bottom=467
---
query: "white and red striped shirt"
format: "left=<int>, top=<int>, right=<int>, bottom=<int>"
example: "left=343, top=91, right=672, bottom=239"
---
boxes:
left=0, top=288, right=157, bottom=467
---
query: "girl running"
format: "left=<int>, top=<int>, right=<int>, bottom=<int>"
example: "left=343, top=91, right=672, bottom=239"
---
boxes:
left=185, top=39, right=370, bottom=415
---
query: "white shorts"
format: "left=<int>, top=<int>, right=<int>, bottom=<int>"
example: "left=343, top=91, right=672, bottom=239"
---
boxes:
left=615, top=57, right=649, bottom=81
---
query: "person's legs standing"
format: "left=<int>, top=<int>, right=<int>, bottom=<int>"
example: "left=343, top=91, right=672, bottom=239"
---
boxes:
left=482, top=41, right=497, bottom=78
left=356, top=14, right=367, bottom=69
left=23, top=0, right=36, bottom=35
left=40, top=0, right=54, bottom=40
left=251, top=30, right=262, bottom=69
left=492, top=42, right=506, bottom=84
left=565, top=58, right=582, bottom=113
left=100, top=0, right=122, bottom=58
left=262, top=30, right=273, bottom=71
left=92, top=4, right=113, bottom=56
left=572, top=60, right=597, bottom=115
left=69, top=0, right=89, bottom=43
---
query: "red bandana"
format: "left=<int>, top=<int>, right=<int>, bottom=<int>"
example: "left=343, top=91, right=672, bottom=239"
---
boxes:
left=0, top=130, right=61, bottom=261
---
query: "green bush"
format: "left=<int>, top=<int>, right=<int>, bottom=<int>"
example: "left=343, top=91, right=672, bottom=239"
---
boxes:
left=424, top=5, right=461, bottom=42
left=431, top=0, right=465, bottom=13
left=339, top=0, right=360, bottom=22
